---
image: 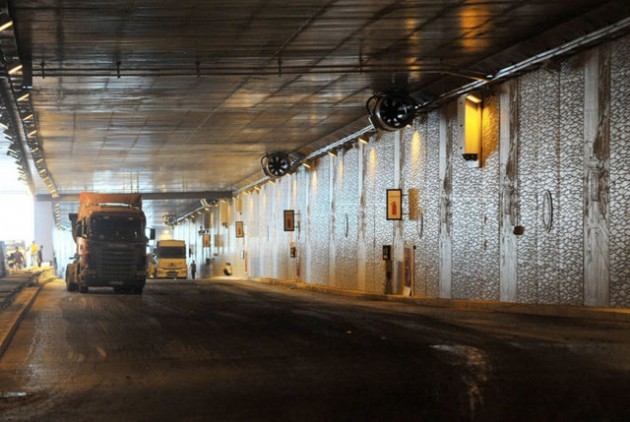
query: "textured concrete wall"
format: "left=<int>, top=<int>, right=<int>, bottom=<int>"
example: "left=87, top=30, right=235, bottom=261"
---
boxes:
left=610, top=37, right=630, bottom=307
left=205, top=35, right=629, bottom=308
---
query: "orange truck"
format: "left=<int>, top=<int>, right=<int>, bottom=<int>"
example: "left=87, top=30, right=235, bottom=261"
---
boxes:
left=66, top=192, right=153, bottom=294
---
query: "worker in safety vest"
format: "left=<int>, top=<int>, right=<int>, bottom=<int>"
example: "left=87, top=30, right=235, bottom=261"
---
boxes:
left=29, top=241, right=39, bottom=267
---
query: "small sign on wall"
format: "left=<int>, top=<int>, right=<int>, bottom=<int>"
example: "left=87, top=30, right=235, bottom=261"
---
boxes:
left=284, top=210, right=295, bottom=231
left=235, top=221, right=244, bottom=238
left=386, top=189, right=402, bottom=220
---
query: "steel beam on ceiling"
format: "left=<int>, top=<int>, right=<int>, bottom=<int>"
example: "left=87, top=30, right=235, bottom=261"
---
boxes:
left=35, top=191, right=233, bottom=202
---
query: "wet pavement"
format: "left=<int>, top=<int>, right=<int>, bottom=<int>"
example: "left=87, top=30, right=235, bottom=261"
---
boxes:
left=0, top=272, right=34, bottom=312
left=1, top=277, right=630, bottom=421
left=0, top=269, right=55, bottom=357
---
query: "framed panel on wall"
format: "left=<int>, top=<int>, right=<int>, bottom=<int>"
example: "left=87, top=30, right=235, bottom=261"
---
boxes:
left=235, top=221, right=244, bottom=238
left=284, top=210, right=295, bottom=232
left=386, top=189, right=402, bottom=220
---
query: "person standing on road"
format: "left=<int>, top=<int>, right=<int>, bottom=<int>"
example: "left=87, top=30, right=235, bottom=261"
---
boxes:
left=37, top=245, right=43, bottom=267
left=190, top=260, right=196, bottom=280
left=29, top=241, right=39, bottom=267
left=14, top=248, right=24, bottom=270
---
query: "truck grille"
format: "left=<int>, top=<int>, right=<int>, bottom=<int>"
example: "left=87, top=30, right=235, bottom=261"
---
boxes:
left=99, top=248, right=137, bottom=280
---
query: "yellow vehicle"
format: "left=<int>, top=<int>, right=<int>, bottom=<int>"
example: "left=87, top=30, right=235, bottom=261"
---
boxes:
left=155, top=240, right=187, bottom=279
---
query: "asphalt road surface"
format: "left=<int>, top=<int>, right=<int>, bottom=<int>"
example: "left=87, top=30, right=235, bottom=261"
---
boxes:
left=1, top=278, right=629, bottom=421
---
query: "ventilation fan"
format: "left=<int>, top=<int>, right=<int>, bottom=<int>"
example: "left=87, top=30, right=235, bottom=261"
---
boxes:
left=261, top=152, right=292, bottom=178
left=366, top=92, right=417, bottom=131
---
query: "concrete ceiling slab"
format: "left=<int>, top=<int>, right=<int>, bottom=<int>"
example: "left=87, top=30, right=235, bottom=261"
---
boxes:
left=0, top=0, right=628, bottom=228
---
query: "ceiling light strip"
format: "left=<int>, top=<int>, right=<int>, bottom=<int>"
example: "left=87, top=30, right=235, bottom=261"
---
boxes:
left=304, top=124, right=373, bottom=162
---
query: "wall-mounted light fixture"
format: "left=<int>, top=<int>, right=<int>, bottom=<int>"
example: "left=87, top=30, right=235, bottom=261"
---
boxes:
left=6, top=145, right=18, bottom=158
left=8, top=64, right=22, bottom=75
left=17, top=92, right=29, bottom=102
left=302, top=161, right=311, bottom=169
left=358, top=136, right=369, bottom=145
left=458, top=93, right=482, bottom=167
left=0, top=13, right=13, bottom=32
left=327, top=150, right=337, bottom=158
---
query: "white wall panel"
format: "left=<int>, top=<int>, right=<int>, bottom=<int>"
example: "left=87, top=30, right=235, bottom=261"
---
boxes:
left=206, top=35, right=630, bottom=309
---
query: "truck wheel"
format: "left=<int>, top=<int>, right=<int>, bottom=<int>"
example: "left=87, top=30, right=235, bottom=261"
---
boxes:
left=66, top=265, right=78, bottom=292
left=79, top=282, right=89, bottom=294
left=66, top=280, right=78, bottom=292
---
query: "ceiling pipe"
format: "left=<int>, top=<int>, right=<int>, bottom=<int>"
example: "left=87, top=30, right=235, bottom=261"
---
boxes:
left=29, top=65, right=489, bottom=81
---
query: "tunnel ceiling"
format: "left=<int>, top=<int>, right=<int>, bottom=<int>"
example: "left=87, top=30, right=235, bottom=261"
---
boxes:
left=2, top=0, right=630, bottom=228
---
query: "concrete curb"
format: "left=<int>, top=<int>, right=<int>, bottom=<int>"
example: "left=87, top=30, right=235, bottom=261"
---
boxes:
left=0, top=286, right=41, bottom=358
left=0, top=268, right=54, bottom=359
left=249, top=277, right=630, bottom=324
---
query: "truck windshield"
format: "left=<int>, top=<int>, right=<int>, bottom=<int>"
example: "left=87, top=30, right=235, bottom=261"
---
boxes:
left=158, top=247, right=186, bottom=259
left=91, top=216, right=144, bottom=241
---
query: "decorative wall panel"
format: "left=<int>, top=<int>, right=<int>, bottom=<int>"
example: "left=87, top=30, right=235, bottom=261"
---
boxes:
left=364, top=134, right=395, bottom=293
left=296, top=168, right=310, bottom=282
left=402, top=122, right=424, bottom=295
left=362, top=141, right=377, bottom=293
left=558, top=56, right=585, bottom=305
left=610, top=38, right=630, bottom=307
left=335, top=146, right=360, bottom=290
left=479, top=93, right=500, bottom=301
left=274, top=177, right=291, bottom=280
left=309, top=158, right=331, bottom=285
left=452, top=101, right=485, bottom=299
left=537, top=68, right=562, bottom=304
left=422, top=113, right=442, bottom=297
left=211, top=34, right=629, bottom=309
left=517, top=72, right=541, bottom=304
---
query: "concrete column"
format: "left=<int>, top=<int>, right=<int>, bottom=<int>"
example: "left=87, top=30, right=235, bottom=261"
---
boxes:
left=439, top=107, right=453, bottom=298
left=357, top=142, right=367, bottom=291
left=499, top=80, right=519, bottom=302
left=392, top=130, right=404, bottom=294
left=329, top=152, right=336, bottom=287
left=304, top=167, right=312, bottom=284
left=584, top=47, right=611, bottom=307
left=33, top=199, right=54, bottom=266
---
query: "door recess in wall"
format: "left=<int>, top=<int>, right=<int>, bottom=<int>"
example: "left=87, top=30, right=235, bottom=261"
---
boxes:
left=403, top=245, right=415, bottom=297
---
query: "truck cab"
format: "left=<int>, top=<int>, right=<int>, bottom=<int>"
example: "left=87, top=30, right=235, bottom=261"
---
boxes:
left=155, top=240, right=187, bottom=279
left=66, top=193, right=152, bottom=294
